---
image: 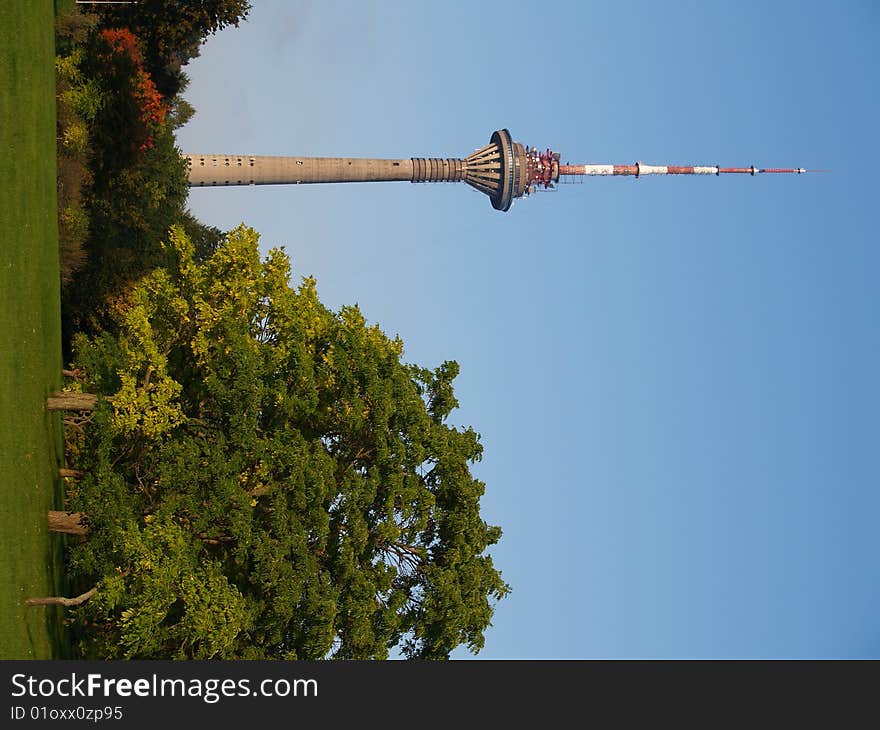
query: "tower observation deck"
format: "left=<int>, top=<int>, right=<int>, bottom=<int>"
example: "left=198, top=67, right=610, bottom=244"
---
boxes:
left=184, top=128, right=812, bottom=213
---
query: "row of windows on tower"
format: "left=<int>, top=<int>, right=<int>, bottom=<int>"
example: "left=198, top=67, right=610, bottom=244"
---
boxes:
left=189, top=157, right=257, bottom=167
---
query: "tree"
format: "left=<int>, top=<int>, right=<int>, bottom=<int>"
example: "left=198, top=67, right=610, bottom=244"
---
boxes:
left=64, top=224, right=508, bottom=659
left=62, top=103, right=189, bottom=349
left=58, top=20, right=192, bottom=353
left=86, top=0, right=251, bottom=97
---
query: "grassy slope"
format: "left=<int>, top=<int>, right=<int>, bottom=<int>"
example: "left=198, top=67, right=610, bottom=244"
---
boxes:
left=0, top=0, right=66, bottom=658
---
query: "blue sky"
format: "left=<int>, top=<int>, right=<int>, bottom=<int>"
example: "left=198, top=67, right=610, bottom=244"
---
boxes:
left=176, top=1, right=879, bottom=658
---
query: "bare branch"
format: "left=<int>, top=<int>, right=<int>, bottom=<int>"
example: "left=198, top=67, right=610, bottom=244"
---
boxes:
left=25, top=587, right=97, bottom=607
left=48, top=511, right=88, bottom=536
left=47, top=392, right=97, bottom=412
left=142, top=365, right=153, bottom=390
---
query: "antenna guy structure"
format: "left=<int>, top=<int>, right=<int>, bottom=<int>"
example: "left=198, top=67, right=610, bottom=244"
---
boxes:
left=184, top=129, right=811, bottom=212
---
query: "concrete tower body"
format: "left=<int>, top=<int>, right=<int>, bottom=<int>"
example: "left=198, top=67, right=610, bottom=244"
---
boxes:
left=186, top=129, right=528, bottom=211
left=185, top=129, right=810, bottom=212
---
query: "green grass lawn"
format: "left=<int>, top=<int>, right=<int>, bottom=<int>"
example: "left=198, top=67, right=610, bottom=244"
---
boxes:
left=0, top=0, right=66, bottom=658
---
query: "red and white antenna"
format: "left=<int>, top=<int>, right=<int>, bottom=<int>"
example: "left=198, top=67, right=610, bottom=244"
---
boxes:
left=556, top=162, right=814, bottom=178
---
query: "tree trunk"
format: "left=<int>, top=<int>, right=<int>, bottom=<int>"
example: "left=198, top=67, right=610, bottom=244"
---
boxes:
left=48, top=510, right=87, bottom=536
left=58, top=468, right=84, bottom=478
left=46, top=391, right=97, bottom=411
left=25, top=587, right=97, bottom=607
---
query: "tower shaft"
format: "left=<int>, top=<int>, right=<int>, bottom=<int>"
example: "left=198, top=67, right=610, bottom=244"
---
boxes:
left=185, top=155, right=477, bottom=186
left=186, top=155, right=415, bottom=186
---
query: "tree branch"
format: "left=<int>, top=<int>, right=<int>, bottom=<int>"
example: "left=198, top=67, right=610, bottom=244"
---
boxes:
left=142, top=364, right=153, bottom=390
left=48, top=510, right=88, bottom=536
left=46, top=392, right=97, bottom=411
left=199, top=533, right=233, bottom=545
left=25, top=586, right=97, bottom=607
left=389, top=540, right=423, bottom=557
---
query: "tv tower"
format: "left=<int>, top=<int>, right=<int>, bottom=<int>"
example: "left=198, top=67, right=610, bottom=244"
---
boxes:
left=184, top=129, right=811, bottom=212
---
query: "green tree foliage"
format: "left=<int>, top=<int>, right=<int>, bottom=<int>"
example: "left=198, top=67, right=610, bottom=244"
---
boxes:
left=66, top=225, right=508, bottom=659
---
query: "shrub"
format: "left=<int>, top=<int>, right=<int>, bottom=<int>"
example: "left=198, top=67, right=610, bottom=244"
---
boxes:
left=55, top=8, right=98, bottom=51
left=62, top=120, right=89, bottom=156
left=61, top=204, right=89, bottom=242
left=57, top=153, right=92, bottom=284
left=61, top=80, right=104, bottom=122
